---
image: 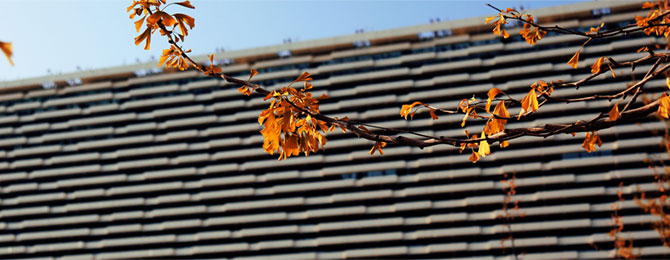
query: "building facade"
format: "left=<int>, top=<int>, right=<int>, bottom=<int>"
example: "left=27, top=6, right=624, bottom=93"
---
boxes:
left=0, top=1, right=668, bottom=259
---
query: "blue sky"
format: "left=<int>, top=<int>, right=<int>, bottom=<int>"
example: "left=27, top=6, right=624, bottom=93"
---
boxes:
left=0, top=0, right=586, bottom=81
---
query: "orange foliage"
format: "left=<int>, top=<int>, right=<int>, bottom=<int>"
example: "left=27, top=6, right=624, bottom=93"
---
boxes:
left=636, top=164, right=670, bottom=249
left=159, top=45, right=192, bottom=70
left=459, top=131, right=483, bottom=163
left=485, top=10, right=514, bottom=39
left=0, top=41, right=12, bottom=66
left=486, top=88, right=504, bottom=113
left=128, top=0, right=195, bottom=52
left=204, top=54, right=222, bottom=76
left=636, top=0, right=670, bottom=45
left=567, top=50, right=580, bottom=69
left=174, top=13, right=196, bottom=36
left=611, top=182, right=638, bottom=259
left=591, top=57, right=606, bottom=74
left=369, top=141, right=387, bottom=155
left=458, top=97, right=480, bottom=127
left=257, top=72, right=335, bottom=160
left=498, top=172, right=525, bottom=256
left=582, top=131, right=603, bottom=153
left=237, top=69, right=258, bottom=96
left=518, top=88, right=539, bottom=119
left=400, top=101, right=438, bottom=120
left=609, top=102, right=621, bottom=121
left=658, top=93, right=670, bottom=119
left=484, top=101, right=510, bottom=136
left=478, top=132, right=490, bottom=158
left=519, top=14, right=546, bottom=45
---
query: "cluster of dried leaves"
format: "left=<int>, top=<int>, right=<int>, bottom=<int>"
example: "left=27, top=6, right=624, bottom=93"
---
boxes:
left=636, top=162, right=670, bottom=251
left=610, top=182, right=639, bottom=259
left=128, top=0, right=195, bottom=70
left=498, top=172, right=525, bottom=258
left=253, top=72, right=334, bottom=160
left=398, top=1, right=670, bottom=162
left=485, top=8, right=546, bottom=45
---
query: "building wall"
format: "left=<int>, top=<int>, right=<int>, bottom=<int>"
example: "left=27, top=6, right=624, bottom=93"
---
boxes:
left=0, top=1, right=668, bottom=259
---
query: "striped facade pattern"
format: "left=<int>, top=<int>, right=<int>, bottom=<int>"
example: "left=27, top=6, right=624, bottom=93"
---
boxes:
left=0, top=1, right=669, bottom=259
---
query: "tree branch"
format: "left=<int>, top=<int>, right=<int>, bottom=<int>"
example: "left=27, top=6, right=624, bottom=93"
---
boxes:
left=488, top=4, right=670, bottom=40
left=145, top=4, right=667, bottom=153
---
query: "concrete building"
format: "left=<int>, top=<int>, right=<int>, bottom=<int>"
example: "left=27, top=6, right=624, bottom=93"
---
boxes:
left=0, top=1, right=668, bottom=259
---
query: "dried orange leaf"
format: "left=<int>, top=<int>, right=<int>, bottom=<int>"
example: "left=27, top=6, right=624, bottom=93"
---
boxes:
left=147, top=11, right=176, bottom=27
left=567, top=50, right=580, bottom=69
left=400, top=102, right=418, bottom=119
left=126, top=2, right=137, bottom=12
left=494, top=101, right=511, bottom=119
left=258, top=108, right=272, bottom=125
left=134, top=28, right=152, bottom=50
left=174, top=13, right=195, bottom=36
left=518, top=88, right=539, bottom=119
left=592, top=132, right=603, bottom=151
left=369, top=141, right=387, bottom=155
left=581, top=132, right=592, bottom=152
left=520, top=22, right=546, bottom=45
left=486, top=88, right=504, bottom=113
left=492, top=24, right=502, bottom=36
left=582, top=131, right=602, bottom=152
left=134, top=16, right=145, bottom=32
left=469, top=151, right=480, bottom=163
left=502, top=29, right=510, bottom=39
left=657, top=93, right=670, bottom=119
left=158, top=48, right=171, bottom=67
left=591, top=57, right=605, bottom=74
left=609, top=102, right=620, bottom=121
left=478, top=132, right=490, bottom=158
left=238, top=86, right=252, bottom=96
left=462, top=107, right=473, bottom=127
left=500, top=140, right=509, bottom=148
left=400, top=101, right=424, bottom=120
left=429, top=109, right=439, bottom=120
left=485, top=101, right=510, bottom=135
left=249, top=69, right=259, bottom=79
left=175, top=1, right=195, bottom=8
left=295, top=72, right=313, bottom=82
left=0, top=41, right=13, bottom=66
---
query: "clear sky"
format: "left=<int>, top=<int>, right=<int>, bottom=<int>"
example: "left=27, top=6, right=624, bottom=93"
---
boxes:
left=0, top=0, right=587, bottom=81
